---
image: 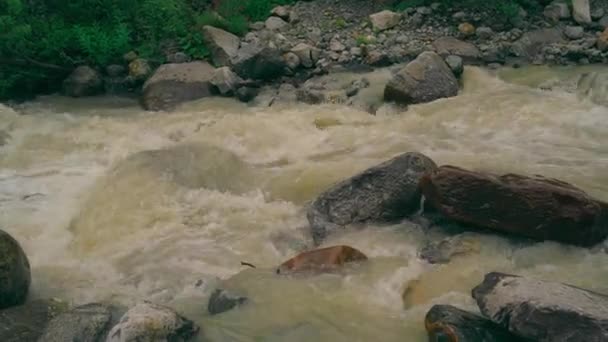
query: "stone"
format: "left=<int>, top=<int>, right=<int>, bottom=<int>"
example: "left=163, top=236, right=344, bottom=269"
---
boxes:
left=365, top=50, right=391, bottom=66
left=141, top=61, right=215, bottom=111
left=445, top=55, right=463, bottom=77
left=265, top=16, right=288, bottom=30
left=573, top=0, right=592, bottom=24
left=511, top=28, right=565, bottom=60
left=543, top=2, right=571, bottom=22
left=458, top=22, right=475, bottom=37
left=432, top=37, right=481, bottom=64
left=283, top=52, right=300, bottom=70
left=425, top=305, right=527, bottom=342
left=236, top=87, right=259, bottom=103
left=417, top=6, right=432, bottom=15
left=276, top=245, right=367, bottom=274
left=307, top=152, right=437, bottom=244
left=202, top=26, right=240, bottom=67
left=249, top=21, right=265, bottom=31
left=476, top=26, right=494, bottom=40
left=452, top=11, right=467, bottom=21
left=210, top=67, right=243, bottom=95
left=123, top=51, right=137, bottom=63
left=271, top=5, right=290, bottom=20
left=231, top=44, right=286, bottom=81
left=38, top=303, right=113, bottom=342
left=62, top=66, right=103, bottom=97
left=329, top=39, right=346, bottom=52
left=350, top=47, right=362, bottom=57
left=166, top=52, right=190, bottom=64
left=420, top=166, right=608, bottom=246
left=128, top=58, right=151, bottom=81
left=106, top=65, right=126, bottom=77
left=419, top=234, right=480, bottom=264
left=0, top=229, right=31, bottom=309
left=291, top=43, right=321, bottom=68
left=369, top=10, right=401, bottom=31
left=598, top=28, right=608, bottom=51
left=106, top=302, right=198, bottom=342
left=208, top=289, right=248, bottom=315
left=473, top=272, right=608, bottom=342
left=600, top=16, right=608, bottom=29
left=565, top=26, right=585, bottom=40
left=0, top=299, right=65, bottom=342
left=384, top=51, right=459, bottom=105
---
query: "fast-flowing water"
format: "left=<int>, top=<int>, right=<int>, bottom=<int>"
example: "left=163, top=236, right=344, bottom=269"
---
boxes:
left=1, top=66, right=608, bottom=341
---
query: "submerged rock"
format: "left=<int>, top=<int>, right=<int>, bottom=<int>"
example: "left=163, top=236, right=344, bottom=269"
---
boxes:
left=141, top=61, right=215, bottom=111
left=202, top=26, right=240, bottom=67
left=425, top=305, right=527, bottom=342
left=420, top=166, right=608, bottom=246
left=38, top=303, right=113, bottom=342
left=208, top=289, right=248, bottom=315
left=307, top=152, right=436, bottom=244
left=473, top=272, right=608, bottom=342
left=107, top=302, right=198, bottom=342
left=0, top=229, right=31, bottom=309
left=276, top=245, right=367, bottom=274
left=63, top=66, right=103, bottom=97
left=384, top=51, right=458, bottom=105
left=0, top=299, right=65, bottom=342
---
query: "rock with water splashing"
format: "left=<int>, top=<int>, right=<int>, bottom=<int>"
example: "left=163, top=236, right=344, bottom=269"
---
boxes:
left=420, top=166, right=608, bottom=246
left=307, top=152, right=436, bottom=245
left=141, top=61, right=215, bottom=111
left=384, top=51, right=458, bottom=105
left=276, top=245, right=367, bottom=274
left=0, top=299, right=66, bottom=342
left=425, top=305, right=527, bottom=342
left=419, top=234, right=480, bottom=264
left=38, top=303, right=115, bottom=342
left=106, top=302, right=198, bottom=342
left=577, top=71, right=608, bottom=106
left=0, top=229, right=31, bottom=309
left=208, top=289, right=248, bottom=315
left=473, top=272, right=608, bottom=342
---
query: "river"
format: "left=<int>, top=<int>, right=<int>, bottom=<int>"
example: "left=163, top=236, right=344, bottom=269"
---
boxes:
left=1, top=66, right=607, bottom=341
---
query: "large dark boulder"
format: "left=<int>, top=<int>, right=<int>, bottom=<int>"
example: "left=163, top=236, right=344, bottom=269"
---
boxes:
left=425, top=304, right=528, bottom=342
left=0, top=299, right=65, bottom=342
left=420, top=166, right=608, bottom=246
left=63, top=66, right=103, bottom=97
left=473, top=272, right=608, bottom=342
left=38, top=303, right=114, bottom=342
left=231, top=44, right=286, bottom=81
left=141, top=61, right=215, bottom=111
left=0, top=229, right=31, bottom=309
left=276, top=245, right=368, bottom=274
left=384, top=52, right=458, bottom=105
left=307, top=152, right=436, bottom=245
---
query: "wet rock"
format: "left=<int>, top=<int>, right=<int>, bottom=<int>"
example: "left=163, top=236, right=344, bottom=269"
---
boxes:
left=271, top=5, right=290, bottom=21
left=38, top=303, right=113, bottom=342
left=128, top=58, right=151, bottom=81
left=419, top=234, right=480, bottom=264
left=420, top=165, right=608, bottom=246
left=291, top=43, right=320, bottom=68
left=384, top=51, right=458, bottom=105
left=265, top=16, right=288, bottom=30
left=543, top=2, right=571, bottom=22
left=573, top=0, right=592, bottom=24
left=369, top=10, right=401, bottom=31
left=511, top=28, right=565, bottom=60
left=476, top=27, right=494, bottom=40
left=208, top=289, right=248, bottom=315
left=425, top=305, right=527, bottom=342
left=0, top=299, right=65, bottom=342
left=202, top=26, right=240, bottom=67
left=565, top=26, right=585, bottom=40
left=307, top=152, right=437, bottom=244
left=458, top=22, right=475, bottom=37
left=577, top=71, right=608, bottom=105
left=598, top=28, right=608, bottom=51
left=63, top=66, right=103, bottom=97
left=473, top=272, right=608, bottom=342
left=107, top=302, right=198, bottom=342
left=0, top=229, right=31, bottom=309
left=276, top=245, right=367, bottom=274
left=445, top=55, right=463, bottom=78
left=236, top=86, right=259, bottom=103
left=432, top=37, right=481, bottom=64
left=106, top=65, right=126, bottom=77
left=231, top=44, right=286, bottom=81
left=210, top=67, right=243, bottom=95
left=141, top=61, right=215, bottom=111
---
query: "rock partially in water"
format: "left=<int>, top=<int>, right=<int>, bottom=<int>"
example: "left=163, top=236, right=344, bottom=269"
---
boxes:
left=425, top=305, right=527, bottom=342
left=419, top=234, right=481, bottom=264
left=63, top=66, right=103, bottom=97
left=0, top=229, right=31, bottom=309
left=384, top=51, right=458, bottom=106
left=0, top=299, right=66, bottom=342
left=141, top=62, right=215, bottom=111
left=202, top=25, right=240, bottom=67
left=38, top=303, right=114, bottom=342
left=307, top=152, right=436, bottom=244
left=207, top=289, right=248, bottom=315
left=473, top=272, right=608, bottom=342
left=420, top=166, right=608, bottom=247
left=577, top=71, right=608, bottom=106
left=107, top=302, right=198, bottom=342
left=445, top=55, right=463, bottom=78
left=276, top=245, right=367, bottom=274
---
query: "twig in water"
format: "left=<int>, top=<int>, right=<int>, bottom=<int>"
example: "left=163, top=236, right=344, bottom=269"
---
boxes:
left=240, top=261, right=256, bottom=269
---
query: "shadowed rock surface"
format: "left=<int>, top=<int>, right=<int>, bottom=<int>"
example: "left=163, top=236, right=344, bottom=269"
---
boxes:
left=0, top=229, right=31, bottom=309
left=208, top=289, right=248, bottom=315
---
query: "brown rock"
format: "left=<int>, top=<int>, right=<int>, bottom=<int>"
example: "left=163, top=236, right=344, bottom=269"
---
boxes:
left=420, top=166, right=608, bottom=246
left=458, top=22, right=475, bottom=37
left=597, top=28, right=608, bottom=51
left=276, top=245, right=367, bottom=274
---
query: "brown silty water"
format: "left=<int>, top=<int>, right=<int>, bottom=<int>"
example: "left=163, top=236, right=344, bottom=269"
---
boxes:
left=0, top=66, right=607, bottom=341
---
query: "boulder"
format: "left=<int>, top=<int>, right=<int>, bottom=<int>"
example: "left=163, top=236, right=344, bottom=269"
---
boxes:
left=276, top=245, right=367, bottom=274
left=307, top=152, right=437, bottom=244
left=384, top=51, right=458, bottom=105
left=202, top=26, right=240, bottom=67
left=420, top=166, right=608, bottom=246
left=572, top=0, right=592, bottom=24
left=0, top=299, right=65, bottom=342
left=210, top=67, right=243, bottom=95
left=598, top=28, right=608, bottom=51
left=208, top=289, right=247, bottom=315
left=511, top=28, right=565, bottom=60
left=166, top=52, right=190, bottom=64
left=432, top=37, right=481, bottom=64
left=106, top=302, right=198, bottom=342
left=458, top=22, right=476, bottom=37
left=476, top=27, right=494, bottom=40
left=592, top=8, right=606, bottom=20
left=0, top=229, right=31, bottom=309
left=564, top=26, right=585, bottom=40
left=38, top=303, right=113, bottom=342
left=473, top=272, right=608, bottom=342
left=62, top=66, right=103, bottom=97
left=291, top=43, right=321, bottom=68
left=425, top=305, right=527, bottom=342
left=600, top=16, right=608, bottom=29
left=265, top=16, right=288, bottom=30
left=141, top=61, right=215, bottom=111
left=271, top=5, right=290, bottom=20
left=369, top=10, right=401, bottom=31
left=236, top=86, right=259, bottom=103
left=231, top=44, right=286, bottom=81
left=364, top=50, right=391, bottom=66
left=445, top=55, right=463, bottom=78
left=543, top=2, right=571, bottom=22
left=128, top=58, right=151, bottom=81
